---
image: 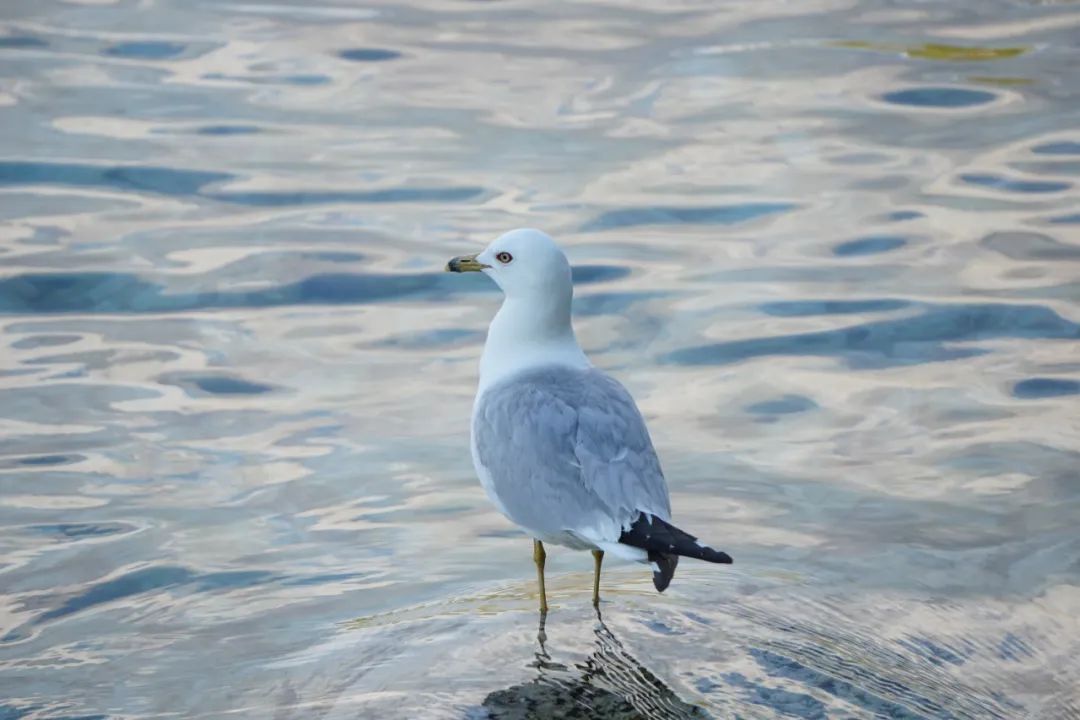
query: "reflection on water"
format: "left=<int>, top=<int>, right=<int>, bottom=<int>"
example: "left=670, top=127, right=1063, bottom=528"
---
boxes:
left=1, top=0, right=1079, bottom=716
left=479, top=612, right=708, bottom=720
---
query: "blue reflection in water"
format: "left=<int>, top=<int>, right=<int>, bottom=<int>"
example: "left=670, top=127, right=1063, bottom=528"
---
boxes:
left=961, top=173, right=1071, bottom=194
left=759, top=299, right=910, bottom=316
left=748, top=648, right=939, bottom=719
left=666, top=303, right=1080, bottom=368
left=186, top=376, right=275, bottom=395
left=194, top=125, right=263, bottom=136
left=833, top=236, right=907, bottom=256
left=0, top=161, right=486, bottom=205
left=104, top=41, right=186, bottom=59
left=882, top=87, right=996, bottom=108
left=0, top=265, right=628, bottom=314
left=1012, top=378, right=1080, bottom=399
left=339, top=48, right=402, bottom=62
left=0, top=161, right=230, bottom=197
left=721, top=671, right=831, bottom=719
left=886, top=210, right=924, bottom=221
left=0, top=36, right=48, bottom=49
left=745, top=394, right=817, bottom=416
left=36, top=566, right=274, bottom=623
left=28, top=523, right=134, bottom=539
left=15, top=454, right=77, bottom=466
left=202, top=72, right=332, bottom=86
left=581, top=203, right=796, bottom=231
left=208, top=186, right=486, bottom=206
left=1031, top=141, right=1080, bottom=155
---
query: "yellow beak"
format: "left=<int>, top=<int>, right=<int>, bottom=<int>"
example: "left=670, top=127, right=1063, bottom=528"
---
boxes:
left=445, top=253, right=489, bottom=273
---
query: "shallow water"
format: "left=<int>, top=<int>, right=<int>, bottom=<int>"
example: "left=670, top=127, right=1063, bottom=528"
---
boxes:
left=1, top=0, right=1079, bottom=717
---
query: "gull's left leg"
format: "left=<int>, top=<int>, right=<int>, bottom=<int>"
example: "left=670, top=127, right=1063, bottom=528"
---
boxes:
left=533, top=539, right=548, bottom=615
left=591, top=549, right=604, bottom=607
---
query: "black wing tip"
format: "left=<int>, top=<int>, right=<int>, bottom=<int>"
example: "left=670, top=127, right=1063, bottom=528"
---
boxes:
left=649, top=551, right=677, bottom=592
left=702, top=547, right=734, bottom=565
left=620, top=512, right=734, bottom=565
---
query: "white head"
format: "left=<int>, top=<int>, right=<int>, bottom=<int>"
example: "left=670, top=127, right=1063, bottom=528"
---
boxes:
left=446, top=228, right=572, bottom=301
left=446, top=228, right=589, bottom=389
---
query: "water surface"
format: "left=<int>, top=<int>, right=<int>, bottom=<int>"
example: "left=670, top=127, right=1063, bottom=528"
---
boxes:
left=1, top=0, right=1079, bottom=717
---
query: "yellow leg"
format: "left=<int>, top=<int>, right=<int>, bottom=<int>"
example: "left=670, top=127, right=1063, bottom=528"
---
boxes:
left=533, top=539, right=548, bottom=615
left=591, top=549, right=604, bottom=607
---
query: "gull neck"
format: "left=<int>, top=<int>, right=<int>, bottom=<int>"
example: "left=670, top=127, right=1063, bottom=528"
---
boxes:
left=477, top=294, right=590, bottom=395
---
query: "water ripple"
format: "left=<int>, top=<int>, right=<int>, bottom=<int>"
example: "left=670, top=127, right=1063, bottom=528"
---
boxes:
left=833, top=236, right=908, bottom=257
left=961, top=173, right=1071, bottom=194
left=882, top=87, right=998, bottom=108
left=0, top=36, right=48, bottom=50
left=0, top=161, right=487, bottom=206
left=666, top=303, right=1080, bottom=368
left=1012, top=377, right=1080, bottom=399
left=338, top=48, right=402, bottom=63
left=0, top=161, right=229, bottom=197
left=0, top=265, right=628, bottom=314
left=581, top=203, right=796, bottom=231
left=103, top=41, right=186, bottom=60
left=1, top=0, right=1078, bottom=716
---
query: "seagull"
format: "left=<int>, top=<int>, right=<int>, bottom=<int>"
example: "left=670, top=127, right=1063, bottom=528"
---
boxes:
left=446, top=228, right=732, bottom=614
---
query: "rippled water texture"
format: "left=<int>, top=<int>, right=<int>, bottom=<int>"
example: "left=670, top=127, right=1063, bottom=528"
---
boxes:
left=1, top=0, right=1079, bottom=717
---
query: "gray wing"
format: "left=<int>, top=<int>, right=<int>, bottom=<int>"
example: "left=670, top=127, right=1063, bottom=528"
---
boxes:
left=473, top=366, right=671, bottom=544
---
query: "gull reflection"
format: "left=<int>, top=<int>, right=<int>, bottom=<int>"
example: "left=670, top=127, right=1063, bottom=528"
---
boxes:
left=480, top=610, right=710, bottom=719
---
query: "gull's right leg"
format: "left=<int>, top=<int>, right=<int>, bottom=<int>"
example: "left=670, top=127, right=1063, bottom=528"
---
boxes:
left=591, top=549, right=604, bottom=608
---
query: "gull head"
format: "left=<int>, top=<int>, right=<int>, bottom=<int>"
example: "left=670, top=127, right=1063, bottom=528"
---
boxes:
left=446, top=228, right=572, bottom=299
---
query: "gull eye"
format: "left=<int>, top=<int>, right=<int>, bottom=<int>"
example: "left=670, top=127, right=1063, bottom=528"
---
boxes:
left=495, top=251, right=513, bottom=264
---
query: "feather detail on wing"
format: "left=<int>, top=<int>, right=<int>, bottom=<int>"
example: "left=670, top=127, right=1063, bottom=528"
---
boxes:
left=472, top=366, right=671, bottom=546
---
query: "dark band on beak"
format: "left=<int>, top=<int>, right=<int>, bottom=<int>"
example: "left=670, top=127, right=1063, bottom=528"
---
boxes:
left=446, top=253, right=489, bottom=273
